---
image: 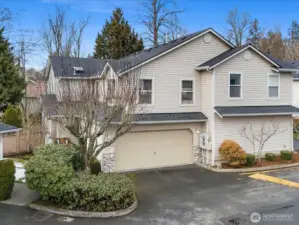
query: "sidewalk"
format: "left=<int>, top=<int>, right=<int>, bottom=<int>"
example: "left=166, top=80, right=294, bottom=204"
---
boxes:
left=1, top=183, right=39, bottom=206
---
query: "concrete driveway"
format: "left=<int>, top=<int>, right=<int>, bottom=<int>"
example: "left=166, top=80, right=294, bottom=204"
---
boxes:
left=1, top=166, right=299, bottom=225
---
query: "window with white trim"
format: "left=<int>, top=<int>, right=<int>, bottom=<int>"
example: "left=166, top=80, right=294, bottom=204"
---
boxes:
left=268, top=74, right=279, bottom=98
left=107, top=79, right=115, bottom=93
left=229, top=73, right=241, bottom=98
left=139, top=79, right=152, bottom=104
left=181, top=80, right=194, bottom=104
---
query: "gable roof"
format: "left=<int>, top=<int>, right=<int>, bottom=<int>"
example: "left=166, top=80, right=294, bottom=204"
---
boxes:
left=48, top=28, right=234, bottom=78
left=197, top=43, right=297, bottom=71
left=115, top=28, right=234, bottom=75
left=50, top=56, right=107, bottom=78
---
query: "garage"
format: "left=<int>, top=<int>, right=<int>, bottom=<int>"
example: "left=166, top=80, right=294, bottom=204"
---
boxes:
left=115, top=129, right=193, bottom=171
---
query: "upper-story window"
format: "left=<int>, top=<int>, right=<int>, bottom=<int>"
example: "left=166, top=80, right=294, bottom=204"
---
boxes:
left=107, top=79, right=116, bottom=93
left=229, top=73, right=242, bottom=98
left=268, top=74, right=279, bottom=98
left=139, top=79, right=152, bottom=104
left=181, top=80, right=194, bottom=104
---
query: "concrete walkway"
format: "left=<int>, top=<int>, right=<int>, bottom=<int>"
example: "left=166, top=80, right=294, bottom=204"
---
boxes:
left=1, top=183, right=39, bottom=206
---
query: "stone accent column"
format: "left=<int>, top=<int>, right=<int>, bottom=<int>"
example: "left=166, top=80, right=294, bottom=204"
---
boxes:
left=101, top=146, right=116, bottom=172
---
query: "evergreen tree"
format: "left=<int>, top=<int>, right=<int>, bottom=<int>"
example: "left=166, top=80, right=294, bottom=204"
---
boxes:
left=94, top=8, right=144, bottom=59
left=288, top=20, right=299, bottom=41
left=0, top=28, right=25, bottom=108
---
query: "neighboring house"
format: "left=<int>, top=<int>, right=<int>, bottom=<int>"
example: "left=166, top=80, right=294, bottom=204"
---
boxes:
left=289, top=60, right=299, bottom=108
left=43, top=28, right=298, bottom=172
left=24, top=79, right=46, bottom=114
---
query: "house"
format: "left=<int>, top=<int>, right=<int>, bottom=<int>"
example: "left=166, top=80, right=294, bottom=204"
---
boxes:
left=290, top=60, right=299, bottom=108
left=43, top=28, right=298, bottom=172
left=24, top=79, right=46, bottom=115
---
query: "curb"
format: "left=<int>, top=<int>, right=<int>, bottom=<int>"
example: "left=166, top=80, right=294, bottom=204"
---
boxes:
left=28, top=200, right=138, bottom=218
left=197, top=162, right=299, bottom=173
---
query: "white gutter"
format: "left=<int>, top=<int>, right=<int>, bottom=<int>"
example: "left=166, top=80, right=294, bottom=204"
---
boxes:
left=214, top=109, right=223, bottom=119
left=278, top=68, right=299, bottom=72
left=195, top=66, right=210, bottom=71
left=221, top=113, right=293, bottom=117
left=0, top=128, right=22, bottom=134
left=111, top=119, right=207, bottom=125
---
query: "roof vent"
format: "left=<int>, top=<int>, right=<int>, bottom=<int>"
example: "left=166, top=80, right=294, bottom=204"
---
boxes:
left=181, top=36, right=187, bottom=40
left=171, top=39, right=176, bottom=43
left=73, top=66, right=84, bottom=75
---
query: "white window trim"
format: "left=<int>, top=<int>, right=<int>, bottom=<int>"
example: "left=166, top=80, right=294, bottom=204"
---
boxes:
left=180, top=78, right=195, bottom=106
left=267, top=73, right=280, bottom=99
left=138, top=78, right=154, bottom=106
left=228, top=72, right=243, bottom=100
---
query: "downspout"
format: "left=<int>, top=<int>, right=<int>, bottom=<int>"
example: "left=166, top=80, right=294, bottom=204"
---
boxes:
left=211, top=68, right=216, bottom=166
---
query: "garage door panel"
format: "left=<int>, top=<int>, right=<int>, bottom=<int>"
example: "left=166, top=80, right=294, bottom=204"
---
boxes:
left=115, top=129, right=193, bottom=171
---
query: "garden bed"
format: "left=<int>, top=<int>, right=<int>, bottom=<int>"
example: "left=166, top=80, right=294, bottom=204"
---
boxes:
left=222, top=152, right=299, bottom=169
left=28, top=199, right=138, bottom=218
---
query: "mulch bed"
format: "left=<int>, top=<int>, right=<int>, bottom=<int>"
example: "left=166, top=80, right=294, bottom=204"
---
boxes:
left=222, top=152, right=299, bottom=169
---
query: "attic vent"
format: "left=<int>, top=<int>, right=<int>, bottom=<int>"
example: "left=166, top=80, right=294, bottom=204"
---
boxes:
left=73, top=66, right=84, bottom=75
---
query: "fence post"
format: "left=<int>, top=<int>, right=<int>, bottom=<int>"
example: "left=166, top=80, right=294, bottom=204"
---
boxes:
left=16, top=131, right=20, bottom=154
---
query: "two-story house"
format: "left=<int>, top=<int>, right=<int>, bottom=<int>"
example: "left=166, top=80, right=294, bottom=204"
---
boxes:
left=44, top=28, right=297, bottom=172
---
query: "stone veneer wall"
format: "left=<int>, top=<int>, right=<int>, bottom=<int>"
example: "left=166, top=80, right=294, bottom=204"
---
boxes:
left=101, top=146, right=116, bottom=172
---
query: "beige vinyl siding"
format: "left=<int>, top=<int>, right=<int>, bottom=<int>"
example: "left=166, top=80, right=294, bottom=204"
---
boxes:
left=137, top=32, right=229, bottom=113
left=215, top=49, right=293, bottom=106
left=293, top=80, right=299, bottom=107
left=46, top=67, right=59, bottom=94
left=200, top=71, right=213, bottom=132
left=214, top=115, right=293, bottom=159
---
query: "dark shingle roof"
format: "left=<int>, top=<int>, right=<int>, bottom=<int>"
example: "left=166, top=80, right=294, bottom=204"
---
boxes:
left=50, top=56, right=107, bottom=78
left=130, top=112, right=207, bottom=123
left=0, top=123, right=19, bottom=133
left=198, top=43, right=296, bottom=70
left=287, top=60, right=299, bottom=80
left=214, top=105, right=297, bottom=117
left=50, top=28, right=231, bottom=77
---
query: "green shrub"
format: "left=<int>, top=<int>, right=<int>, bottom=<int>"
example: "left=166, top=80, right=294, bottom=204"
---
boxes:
left=2, top=105, right=23, bottom=128
left=89, top=158, right=101, bottom=175
left=26, top=144, right=136, bottom=212
left=246, top=154, right=256, bottom=166
left=0, top=160, right=15, bottom=200
left=280, top=151, right=293, bottom=160
left=62, top=173, right=135, bottom=212
left=33, top=144, right=83, bottom=171
left=265, top=153, right=276, bottom=161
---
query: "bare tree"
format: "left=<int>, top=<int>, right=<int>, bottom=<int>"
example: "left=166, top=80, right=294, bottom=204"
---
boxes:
left=44, top=59, right=144, bottom=170
left=41, top=6, right=89, bottom=57
left=240, top=120, right=286, bottom=162
left=163, top=14, right=187, bottom=41
left=0, top=8, right=13, bottom=33
left=226, top=8, right=250, bottom=46
left=139, top=0, right=183, bottom=46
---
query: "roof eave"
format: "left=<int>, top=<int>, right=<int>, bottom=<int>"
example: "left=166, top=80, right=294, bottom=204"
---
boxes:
left=195, top=66, right=210, bottom=71
left=278, top=68, right=299, bottom=72
left=219, top=113, right=293, bottom=117
left=0, top=128, right=22, bottom=134
left=111, top=119, right=207, bottom=125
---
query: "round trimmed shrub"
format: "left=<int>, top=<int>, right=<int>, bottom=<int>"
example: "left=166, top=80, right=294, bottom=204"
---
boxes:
left=219, top=140, right=246, bottom=167
left=265, top=153, right=276, bottom=161
left=0, top=159, right=15, bottom=200
left=280, top=151, right=293, bottom=160
left=246, top=154, right=256, bottom=166
left=89, top=158, right=101, bottom=175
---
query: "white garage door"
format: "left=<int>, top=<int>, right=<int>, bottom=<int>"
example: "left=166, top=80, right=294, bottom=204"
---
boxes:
left=115, top=129, right=193, bottom=171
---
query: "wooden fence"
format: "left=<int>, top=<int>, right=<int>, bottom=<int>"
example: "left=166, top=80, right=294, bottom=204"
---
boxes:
left=3, top=130, right=44, bottom=156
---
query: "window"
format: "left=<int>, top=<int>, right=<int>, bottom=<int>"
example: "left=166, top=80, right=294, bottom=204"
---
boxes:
left=181, top=80, right=194, bottom=104
left=229, top=73, right=242, bottom=98
left=268, top=74, right=279, bottom=98
left=139, top=79, right=152, bottom=104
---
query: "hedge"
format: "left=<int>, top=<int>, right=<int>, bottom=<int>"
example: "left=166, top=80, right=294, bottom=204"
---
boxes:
left=265, top=153, right=276, bottom=161
left=219, top=140, right=246, bottom=167
left=246, top=154, right=256, bottom=166
left=0, top=160, right=15, bottom=200
left=25, top=144, right=135, bottom=212
left=2, top=105, right=23, bottom=128
left=280, top=151, right=293, bottom=160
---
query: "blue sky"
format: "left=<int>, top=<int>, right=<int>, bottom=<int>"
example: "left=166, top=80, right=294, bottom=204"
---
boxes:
left=2, top=0, right=299, bottom=68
